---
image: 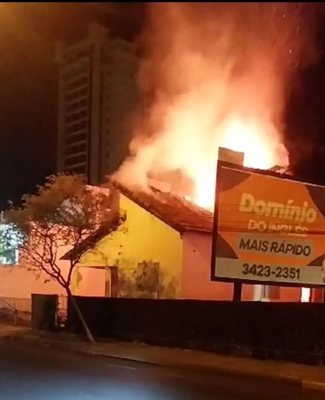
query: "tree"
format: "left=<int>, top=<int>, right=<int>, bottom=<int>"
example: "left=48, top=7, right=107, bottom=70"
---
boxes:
left=5, top=174, right=113, bottom=342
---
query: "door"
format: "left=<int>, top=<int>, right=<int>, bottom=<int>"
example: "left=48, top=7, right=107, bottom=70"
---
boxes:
left=109, top=266, right=119, bottom=298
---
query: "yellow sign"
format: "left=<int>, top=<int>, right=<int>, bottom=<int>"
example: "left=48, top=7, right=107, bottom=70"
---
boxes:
left=212, top=162, right=325, bottom=286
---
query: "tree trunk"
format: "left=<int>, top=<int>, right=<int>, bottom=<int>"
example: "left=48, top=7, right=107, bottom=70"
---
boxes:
left=67, top=289, right=95, bottom=343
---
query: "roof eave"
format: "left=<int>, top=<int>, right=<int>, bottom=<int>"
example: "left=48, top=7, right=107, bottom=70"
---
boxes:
left=60, top=215, right=124, bottom=261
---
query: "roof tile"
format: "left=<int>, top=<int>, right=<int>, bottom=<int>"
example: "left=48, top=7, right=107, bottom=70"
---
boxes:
left=112, top=180, right=213, bottom=233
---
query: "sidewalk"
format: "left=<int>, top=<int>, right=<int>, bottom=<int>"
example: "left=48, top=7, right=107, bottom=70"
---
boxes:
left=1, top=324, right=324, bottom=391
left=0, top=324, right=30, bottom=337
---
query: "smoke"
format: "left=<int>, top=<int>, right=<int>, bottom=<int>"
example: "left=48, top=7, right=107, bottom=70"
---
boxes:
left=114, top=3, right=322, bottom=207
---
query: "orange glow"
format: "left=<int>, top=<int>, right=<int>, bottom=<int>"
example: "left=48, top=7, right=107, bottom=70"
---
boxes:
left=192, top=116, right=286, bottom=210
left=113, top=4, right=320, bottom=211
left=192, top=118, right=287, bottom=210
left=116, top=107, right=287, bottom=211
left=115, top=92, right=288, bottom=210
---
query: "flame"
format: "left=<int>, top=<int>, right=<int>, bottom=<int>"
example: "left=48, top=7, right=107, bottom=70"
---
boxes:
left=114, top=4, right=321, bottom=211
left=118, top=111, right=287, bottom=211
left=191, top=118, right=287, bottom=210
left=192, top=116, right=286, bottom=210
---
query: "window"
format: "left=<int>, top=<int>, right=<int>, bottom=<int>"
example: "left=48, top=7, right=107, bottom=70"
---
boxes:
left=64, top=142, right=87, bottom=157
left=0, top=223, right=20, bottom=265
left=65, top=76, right=88, bottom=92
left=0, top=248, right=18, bottom=265
left=62, top=48, right=90, bottom=67
left=65, top=120, right=88, bottom=134
left=65, top=88, right=89, bottom=102
left=66, top=99, right=88, bottom=113
left=65, top=110, right=88, bottom=124
left=65, top=132, right=87, bottom=145
left=64, top=153, right=87, bottom=167
left=63, top=66, right=87, bottom=81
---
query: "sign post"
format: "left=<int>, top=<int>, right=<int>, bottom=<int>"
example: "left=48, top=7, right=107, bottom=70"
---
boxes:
left=211, top=161, right=325, bottom=291
left=217, top=148, right=245, bottom=301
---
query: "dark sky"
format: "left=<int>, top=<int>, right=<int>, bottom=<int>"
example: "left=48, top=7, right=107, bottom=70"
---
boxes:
left=0, top=3, right=325, bottom=210
left=0, top=3, right=143, bottom=210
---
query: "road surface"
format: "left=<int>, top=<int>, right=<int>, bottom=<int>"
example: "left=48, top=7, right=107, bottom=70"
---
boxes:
left=0, top=340, right=323, bottom=400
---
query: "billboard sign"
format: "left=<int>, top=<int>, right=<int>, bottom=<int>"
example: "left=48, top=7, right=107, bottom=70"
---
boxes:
left=211, top=162, right=325, bottom=287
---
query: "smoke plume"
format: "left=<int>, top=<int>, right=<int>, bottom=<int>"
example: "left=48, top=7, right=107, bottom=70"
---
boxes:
left=114, top=3, right=322, bottom=208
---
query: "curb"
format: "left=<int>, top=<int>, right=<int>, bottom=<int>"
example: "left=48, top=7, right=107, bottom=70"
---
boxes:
left=3, top=333, right=325, bottom=391
left=302, top=380, right=325, bottom=391
left=76, top=348, right=301, bottom=385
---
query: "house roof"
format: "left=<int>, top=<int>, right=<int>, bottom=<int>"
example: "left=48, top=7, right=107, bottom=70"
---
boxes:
left=61, top=181, right=213, bottom=261
left=62, top=162, right=311, bottom=261
left=112, top=180, right=214, bottom=234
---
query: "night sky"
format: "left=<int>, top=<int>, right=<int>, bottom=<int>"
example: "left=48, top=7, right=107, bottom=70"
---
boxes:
left=0, top=3, right=324, bottom=210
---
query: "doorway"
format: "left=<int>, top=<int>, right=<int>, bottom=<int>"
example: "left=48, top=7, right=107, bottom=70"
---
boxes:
left=105, top=266, right=119, bottom=297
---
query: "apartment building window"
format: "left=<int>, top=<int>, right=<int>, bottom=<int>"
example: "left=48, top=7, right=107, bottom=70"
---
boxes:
left=63, top=66, right=88, bottom=81
left=62, top=48, right=90, bottom=67
left=66, top=120, right=88, bottom=134
left=64, top=153, right=87, bottom=168
left=65, top=132, right=87, bottom=146
left=64, top=142, right=87, bottom=157
left=66, top=99, right=88, bottom=113
left=65, top=110, right=88, bottom=124
left=65, top=76, right=88, bottom=92
left=66, top=88, right=89, bottom=102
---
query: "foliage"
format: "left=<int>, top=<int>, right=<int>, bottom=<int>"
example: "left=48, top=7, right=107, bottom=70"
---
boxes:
left=5, top=174, right=112, bottom=291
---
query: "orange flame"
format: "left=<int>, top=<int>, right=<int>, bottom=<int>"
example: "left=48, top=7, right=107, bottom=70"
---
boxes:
left=114, top=4, right=320, bottom=211
left=193, top=116, right=287, bottom=210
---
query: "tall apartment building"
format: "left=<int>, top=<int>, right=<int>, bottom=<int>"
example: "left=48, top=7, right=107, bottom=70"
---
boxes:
left=56, top=23, right=140, bottom=184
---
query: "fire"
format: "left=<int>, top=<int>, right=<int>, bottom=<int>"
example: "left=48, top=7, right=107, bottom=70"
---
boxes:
left=191, top=118, right=288, bottom=210
left=116, top=110, right=287, bottom=211
left=192, top=116, right=286, bottom=210
left=114, top=4, right=319, bottom=212
left=220, top=118, right=280, bottom=170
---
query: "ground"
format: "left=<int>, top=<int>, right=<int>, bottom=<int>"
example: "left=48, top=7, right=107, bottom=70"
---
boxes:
left=0, top=340, right=323, bottom=400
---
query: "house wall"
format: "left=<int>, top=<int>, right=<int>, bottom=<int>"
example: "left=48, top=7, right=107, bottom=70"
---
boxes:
left=77, top=194, right=183, bottom=298
left=181, top=231, right=304, bottom=302
left=75, top=267, right=106, bottom=297
left=0, top=244, right=79, bottom=309
left=0, top=265, right=67, bottom=299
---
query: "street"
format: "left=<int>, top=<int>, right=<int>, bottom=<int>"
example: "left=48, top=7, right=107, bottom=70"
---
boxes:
left=0, top=340, right=323, bottom=400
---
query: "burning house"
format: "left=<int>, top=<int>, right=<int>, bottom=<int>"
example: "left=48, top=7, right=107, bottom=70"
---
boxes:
left=59, top=146, right=323, bottom=303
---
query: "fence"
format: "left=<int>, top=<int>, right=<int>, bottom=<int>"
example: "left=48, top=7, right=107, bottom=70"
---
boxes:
left=67, top=297, right=325, bottom=365
left=0, top=295, right=67, bottom=315
left=0, top=297, right=31, bottom=313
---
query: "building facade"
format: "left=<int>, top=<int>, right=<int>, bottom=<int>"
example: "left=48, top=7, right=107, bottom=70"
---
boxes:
left=62, top=181, right=324, bottom=302
left=1, top=182, right=323, bottom=304
left=56, top=23, right=140, bottom=185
